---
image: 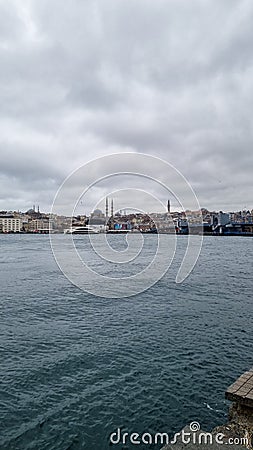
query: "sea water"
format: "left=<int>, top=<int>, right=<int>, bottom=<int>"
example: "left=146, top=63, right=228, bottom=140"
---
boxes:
left=0, top=234, right=252, bottom=449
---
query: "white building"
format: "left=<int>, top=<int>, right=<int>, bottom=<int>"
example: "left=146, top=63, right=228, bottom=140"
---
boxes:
left=29, top=219, right=50, bottom=232
left=0, top=216, right=21, bottom=233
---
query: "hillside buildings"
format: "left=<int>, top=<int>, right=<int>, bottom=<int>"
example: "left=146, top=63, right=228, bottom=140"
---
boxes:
left=0, top=202, right=253, bottom=235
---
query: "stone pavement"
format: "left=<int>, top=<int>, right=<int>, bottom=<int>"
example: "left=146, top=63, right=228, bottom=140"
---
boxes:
left=161, top=426, right=247, bottom=450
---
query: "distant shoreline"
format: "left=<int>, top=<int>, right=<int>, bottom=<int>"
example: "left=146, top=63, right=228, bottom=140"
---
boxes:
left=1, top=231, right=253, bottom=236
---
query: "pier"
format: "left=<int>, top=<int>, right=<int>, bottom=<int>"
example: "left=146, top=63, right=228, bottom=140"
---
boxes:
left=226, top=368, right=253, bottom=407
left=161, top=369, right=253, bottom=449
left=224, top=368, right=253, bottom=446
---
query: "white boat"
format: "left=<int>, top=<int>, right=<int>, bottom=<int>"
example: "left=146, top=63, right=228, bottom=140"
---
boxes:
left=64, top=225, right=99, bottom=234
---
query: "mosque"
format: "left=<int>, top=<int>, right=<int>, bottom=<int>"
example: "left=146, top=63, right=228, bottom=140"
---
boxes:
left=89, top=198, right=114, bottom=231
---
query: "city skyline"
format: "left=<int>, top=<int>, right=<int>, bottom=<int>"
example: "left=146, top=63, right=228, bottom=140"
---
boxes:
left=1, top=200, right=253, bottom=235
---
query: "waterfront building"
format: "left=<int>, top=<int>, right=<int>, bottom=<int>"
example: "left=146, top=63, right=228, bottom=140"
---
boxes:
left=212, top=212, right=230, bottom=232
left=0, top=215, right=21, bottom=233
left=28, top=219, right=50, bottom=233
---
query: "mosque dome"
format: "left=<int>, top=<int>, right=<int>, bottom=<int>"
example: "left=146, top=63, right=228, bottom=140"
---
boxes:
left=93, top=209, right=103, bottom=215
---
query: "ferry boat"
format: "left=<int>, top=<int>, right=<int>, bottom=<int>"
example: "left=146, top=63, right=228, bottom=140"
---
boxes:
left=64, top=225, right=99, bottom=234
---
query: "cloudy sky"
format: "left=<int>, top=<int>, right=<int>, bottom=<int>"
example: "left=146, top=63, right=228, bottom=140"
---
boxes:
left=0, top=0, right=253, bottom=214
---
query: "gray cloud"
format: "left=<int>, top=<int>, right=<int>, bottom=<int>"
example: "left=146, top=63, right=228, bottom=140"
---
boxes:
left=0, top=0, right=253, bottom=212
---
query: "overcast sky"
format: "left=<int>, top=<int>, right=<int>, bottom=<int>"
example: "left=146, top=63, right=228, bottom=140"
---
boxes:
left=0, top=0, right=253, bottom=214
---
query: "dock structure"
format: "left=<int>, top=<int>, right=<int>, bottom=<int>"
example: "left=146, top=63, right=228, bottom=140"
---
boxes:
left=224, top=368, right=253, bottom=447
left=226, top=368, right=253, bottom=408
left=161, top=370, right=253, bottom=449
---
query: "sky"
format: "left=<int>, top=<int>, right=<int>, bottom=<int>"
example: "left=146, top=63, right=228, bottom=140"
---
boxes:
left=0, top=0, right=253, bottom=214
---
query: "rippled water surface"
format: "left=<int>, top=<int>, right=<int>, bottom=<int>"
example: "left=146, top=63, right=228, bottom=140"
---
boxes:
left=0, top=234, right=252, bottom=450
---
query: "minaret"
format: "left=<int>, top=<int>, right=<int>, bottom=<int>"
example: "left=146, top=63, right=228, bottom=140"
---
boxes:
left=111, top=199, right=114, bottom=218
left=167, top=199, right=171, bottom=214
left=105, top=197, right=108, bottom=220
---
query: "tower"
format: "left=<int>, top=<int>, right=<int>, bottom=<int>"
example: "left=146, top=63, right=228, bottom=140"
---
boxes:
left=167, top=200, right=171, bottom=214
left=105, top=197, right=108, bottom=219
left=111, top=199, right=114, bottom=218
